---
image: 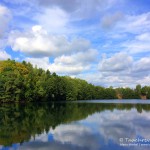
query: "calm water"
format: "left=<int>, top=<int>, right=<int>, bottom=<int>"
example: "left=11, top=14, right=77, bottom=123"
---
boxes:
left=0, top=100, right=150, bottom=150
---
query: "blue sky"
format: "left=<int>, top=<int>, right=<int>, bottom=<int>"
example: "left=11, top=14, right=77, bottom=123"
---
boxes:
left=0, top=0, right=150, bottom=87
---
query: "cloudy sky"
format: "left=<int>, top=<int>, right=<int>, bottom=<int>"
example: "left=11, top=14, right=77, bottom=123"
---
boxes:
left=0, top=0, right=150, bottom=87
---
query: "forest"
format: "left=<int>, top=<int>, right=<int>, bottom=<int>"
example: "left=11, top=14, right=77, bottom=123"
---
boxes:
left=0, top=59, right=150, bottom=102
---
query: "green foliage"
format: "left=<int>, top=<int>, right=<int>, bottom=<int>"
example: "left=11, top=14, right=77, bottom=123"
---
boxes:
left=0, top=59, right=150, bottom=102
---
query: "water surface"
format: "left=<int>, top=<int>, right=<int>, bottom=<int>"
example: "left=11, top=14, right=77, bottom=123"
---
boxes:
left=0, top=100, right=150, bottom=150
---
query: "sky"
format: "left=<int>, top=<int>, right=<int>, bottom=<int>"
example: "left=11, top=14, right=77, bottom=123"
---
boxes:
left=0, top=0, right=150, bottom=87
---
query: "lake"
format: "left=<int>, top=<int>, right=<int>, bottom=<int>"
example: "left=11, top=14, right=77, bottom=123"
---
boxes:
left=0, top=100, right=150, bottom=150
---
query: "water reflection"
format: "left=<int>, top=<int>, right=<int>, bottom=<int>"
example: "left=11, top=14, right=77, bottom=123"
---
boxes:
left=0, top=102, right=150, bottom=150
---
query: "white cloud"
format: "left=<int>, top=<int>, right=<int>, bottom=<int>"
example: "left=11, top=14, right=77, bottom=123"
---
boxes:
left=137, top=76, right=150, bottom=85
left=54, top=49, right=98, bottom=66
left=50, top=64, right=85, bottom=75
left=19, top=122, right=100, bottom=150
left=0, top=50, right=11, bottom=60
left=1, top=0, right=150, bottom=88
left=133, top=57, right=150, bottom=73
left=78, top=72, right=131, bottom=87
left=50, top=124, right=100, bottom=150
left=85, top=109, right=150, bottom=144
left=77, top=72, right=103, bottom=86
left=30, top=131, right=48, bottom=142
left=25, top=51, right=150, bottom=86
left=49, top=50, right=97, bottom=75
left=9, top=25, right=91, bottom=57
left=0, top=5, right=11, bottom=37
left=99, top=52, right=133, bottom=72
left=34, top=7, right=70, bottom=33
left=25, top=49, right=98, bottom=75
left=78, top=53, right=150, bottom=87
left=25, top=57, right=50, bottom=70
left=50, top=124, right=91, bottom=143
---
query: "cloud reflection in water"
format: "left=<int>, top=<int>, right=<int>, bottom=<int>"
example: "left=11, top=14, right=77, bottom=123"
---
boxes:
left=17, top=108, right=150, bottom=150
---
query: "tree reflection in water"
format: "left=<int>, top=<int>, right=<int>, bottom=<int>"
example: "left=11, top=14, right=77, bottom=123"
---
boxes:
left=0, top=102, right=150, bottom=150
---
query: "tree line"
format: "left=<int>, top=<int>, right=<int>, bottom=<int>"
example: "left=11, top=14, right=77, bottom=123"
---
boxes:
left=0, top=59, right=150, bottom=102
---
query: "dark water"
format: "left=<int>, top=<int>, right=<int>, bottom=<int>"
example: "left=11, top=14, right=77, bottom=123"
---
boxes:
left=0, top=100, right=150, bottom=150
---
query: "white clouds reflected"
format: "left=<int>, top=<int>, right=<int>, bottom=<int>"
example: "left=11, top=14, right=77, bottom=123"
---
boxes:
left=85, top=109, right=150, bottom=143
left=50, top=124, right=99, bottom=149
left=16, top=107, right=150, bottom=150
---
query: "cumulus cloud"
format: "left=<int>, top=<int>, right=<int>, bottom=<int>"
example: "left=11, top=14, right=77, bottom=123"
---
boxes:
left=133, top=57, right=150, bottom=73
left=25, top=49, right=98, bottom=75
left=99, top=53, right=150, bottom=76
left=78, top=53, right=149, bottom=87
left=30, top=132, right=49, bottom=142
left=25, top=57, right=50, bottom=70
left=86, top=109, right=150, bottom=145
left=0, top=5, right=11, bottom=37
left=54, top=49, right=98, bottom=66
left=49, top=124, right=100, bottom=150
left=0, top=50, right=11, bottom=60
left=99, top=52, right=133, bottom=72
left=50, top=49, right=98, bottom=74
left=131, top=57, right=150, bottom=85
left=8, top=25, right=91, bottom=57
left=24, top=50, right=150, bottom=86
left=50, top=124, right=91, bottom=143
left=77, top=72, right=130, bottom=87
left=49, top=64, right=86, bottom=75
left=1, top=0, right=149, bottom=88
left=137, top=76, right=150, bottom=85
